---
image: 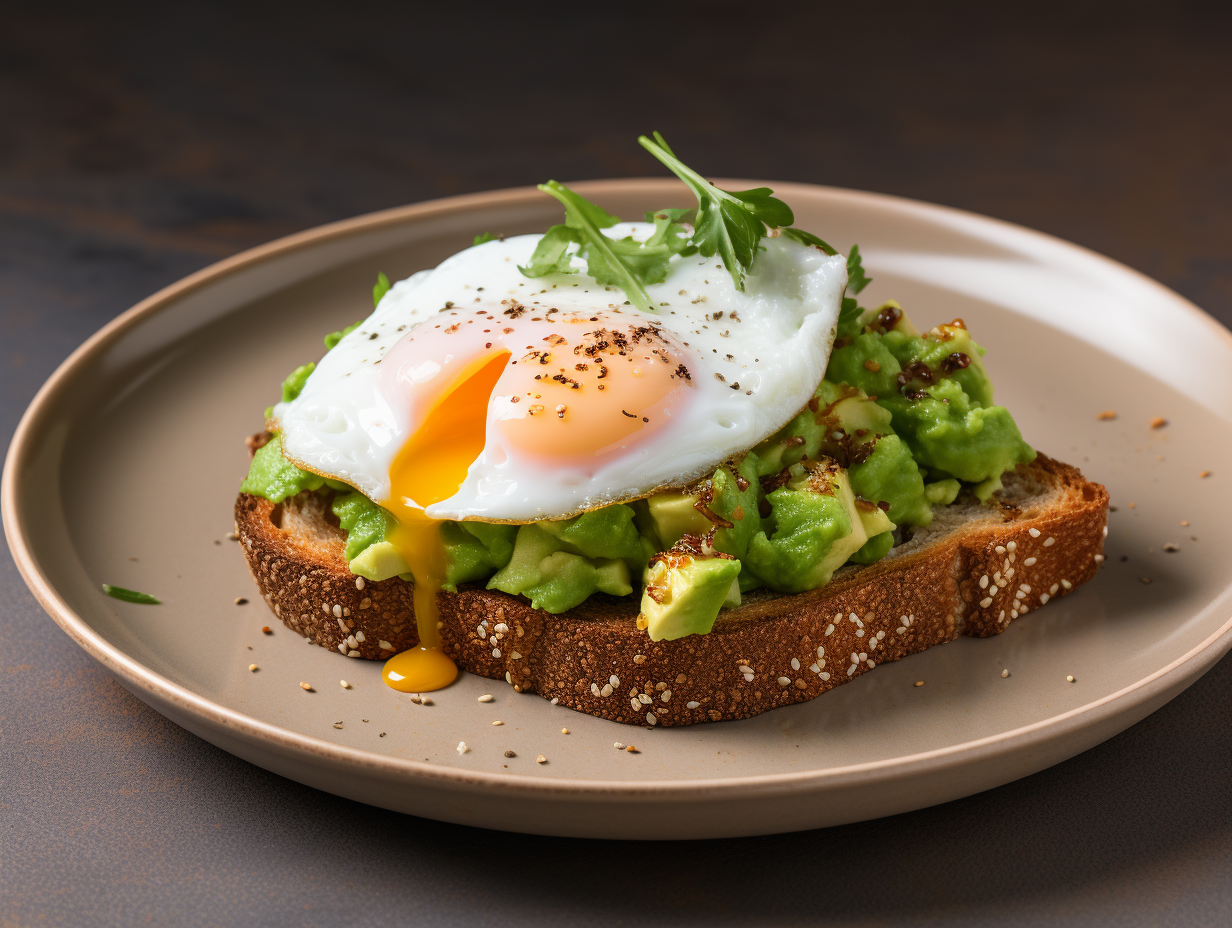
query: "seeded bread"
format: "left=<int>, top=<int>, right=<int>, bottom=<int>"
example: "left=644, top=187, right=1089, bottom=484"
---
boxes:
left=234, top=452, right=1108, bottom=726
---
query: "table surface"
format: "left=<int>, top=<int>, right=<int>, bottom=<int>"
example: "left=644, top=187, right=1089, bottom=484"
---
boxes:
left=3, top=4, right=1230, bottom=925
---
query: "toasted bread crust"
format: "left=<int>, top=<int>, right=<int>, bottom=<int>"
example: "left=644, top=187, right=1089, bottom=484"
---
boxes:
left=234, top=454, right=1108, bottom=726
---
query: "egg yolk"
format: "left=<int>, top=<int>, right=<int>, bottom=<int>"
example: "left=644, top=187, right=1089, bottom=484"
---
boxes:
left=490, top=315, right=689, bottom=465
left=380, top=349, right=510, bottom=693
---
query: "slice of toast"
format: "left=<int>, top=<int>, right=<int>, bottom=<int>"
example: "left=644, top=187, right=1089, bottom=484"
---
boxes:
left=234, top=453, right=1108, bottom=726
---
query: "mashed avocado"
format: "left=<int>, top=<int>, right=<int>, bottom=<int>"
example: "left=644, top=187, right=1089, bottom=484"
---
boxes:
left=241, top=297, right=1034, bottom=635
left=826, top=305, right=1034, bottom=497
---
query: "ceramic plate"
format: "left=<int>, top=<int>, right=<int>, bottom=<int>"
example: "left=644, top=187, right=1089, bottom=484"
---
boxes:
left=5, top=180, right=1231, bottom=839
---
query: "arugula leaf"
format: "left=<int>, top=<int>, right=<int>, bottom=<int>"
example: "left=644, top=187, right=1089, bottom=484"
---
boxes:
left=846, top=243, right=871, bottom=294
left=781, top=227, right=838, bottom=256
left=372, top=271, right=391, bottom=307
left=519, top=181, right=691, bottom=312
left=472, top=231, right=499, bottom=246
left=638, top=132, right=794, bottom=292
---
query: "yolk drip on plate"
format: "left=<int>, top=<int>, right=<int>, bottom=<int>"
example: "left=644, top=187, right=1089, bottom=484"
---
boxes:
left=381, top=350, right=510, bottom=692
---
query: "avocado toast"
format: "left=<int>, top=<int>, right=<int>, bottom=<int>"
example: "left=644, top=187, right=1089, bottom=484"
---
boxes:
left=234, top=134, right=1108, bottom=725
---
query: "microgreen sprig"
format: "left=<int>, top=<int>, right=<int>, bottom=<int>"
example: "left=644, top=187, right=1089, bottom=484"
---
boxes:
left=638, top=132, right=796, bottom=292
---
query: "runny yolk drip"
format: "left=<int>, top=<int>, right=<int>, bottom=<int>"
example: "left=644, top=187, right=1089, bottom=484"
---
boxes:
left=381, top=349, right=510, bottom=693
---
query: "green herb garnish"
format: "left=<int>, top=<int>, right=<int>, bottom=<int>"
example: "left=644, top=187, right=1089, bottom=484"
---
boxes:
left=372, top=271, right=391, bottom=307
left=518, top=181, right=691, bottom=312
left=102, top=584, right=160, bottom=605
left=846, top=244, right=871, bottom=295
left=835, top=246, right=874, bottom=339
left=781, top=227, right=837, bottom=255
left=472, top=232, right=498, bottom=246
left=638, top=132, right=794, bottom=292
left=519, top=133, right=863, bottom=312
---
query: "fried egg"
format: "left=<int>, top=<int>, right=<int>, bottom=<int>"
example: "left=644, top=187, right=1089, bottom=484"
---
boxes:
left=275, top=225, right=848, bottom=523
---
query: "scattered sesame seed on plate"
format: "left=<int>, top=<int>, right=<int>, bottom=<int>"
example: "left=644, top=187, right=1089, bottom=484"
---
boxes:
left=1001, top=669, right=1009, bottom=678
left=299, top=682, right=313, bottom=692
left=536, top=755, right=547, bottom=764
left=234, top=597, right=248, bottom=605
left=1097, top=410, right=1116, bottom=420
left=1200, top=470, right=1211, bottom=478
left=1149, top=416, right=1167, bottom=429
left=457, top=741, right=469, bottom=754
left=1066, top=675, right=1076, bottom=683
left=340, top=680, right=351, bottom=689
left=421, top=698, right=433, bottom=706
left=914, top=681, right=925, bottom=687
left=561, top=728, right=569, bottom=734
left=248, top=663, right=258, bottom=672
left=614, top=742, right=624, bottom=749
left=333, top=722, right=343, bottom=730
left=492, top=720, right=503, bottom=726
left=504, top=750, right=516, bottom=758
left=478, top=694, right=494, bottom=703
left=625, top=745, right=639, bottom=753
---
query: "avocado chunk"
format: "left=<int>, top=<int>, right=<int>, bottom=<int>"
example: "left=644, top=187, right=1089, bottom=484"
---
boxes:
left=849, top=530, right=894, bottom=565
left=334, top=490, right=517, bottom=586
left=487, top=524, right=633, bottom=612
left=645, top=454, right=762, bottom=562
left=876, top=378, right=1035, bottom=490
left=924, top=478, right=962, bottom=506
left=240, top=433, right=350, bottom=503
left=847, top=432, right=933, bottom=527
left=638, top=548, right=742, bottom=642
left=755, top=381, right=933, bottom=528
left=743, top=460, right=894, bottom=593
left=536, top=504, right=647, bottom=562
left=438, top=521, right=518, bottom=590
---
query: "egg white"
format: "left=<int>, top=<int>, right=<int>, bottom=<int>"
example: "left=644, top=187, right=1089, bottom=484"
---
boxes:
left=275, top=224, right=847, bottom=521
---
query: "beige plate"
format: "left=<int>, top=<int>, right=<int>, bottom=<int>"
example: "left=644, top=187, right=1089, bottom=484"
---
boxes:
left=5, top=180, right=1232, bottom=839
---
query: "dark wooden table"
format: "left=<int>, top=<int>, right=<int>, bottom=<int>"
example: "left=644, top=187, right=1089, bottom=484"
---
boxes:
left=3, top=4, right=1230, bottom=925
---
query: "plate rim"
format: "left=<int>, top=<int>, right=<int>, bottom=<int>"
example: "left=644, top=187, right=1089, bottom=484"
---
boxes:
left=6, top=178, right=1232, bottom=801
